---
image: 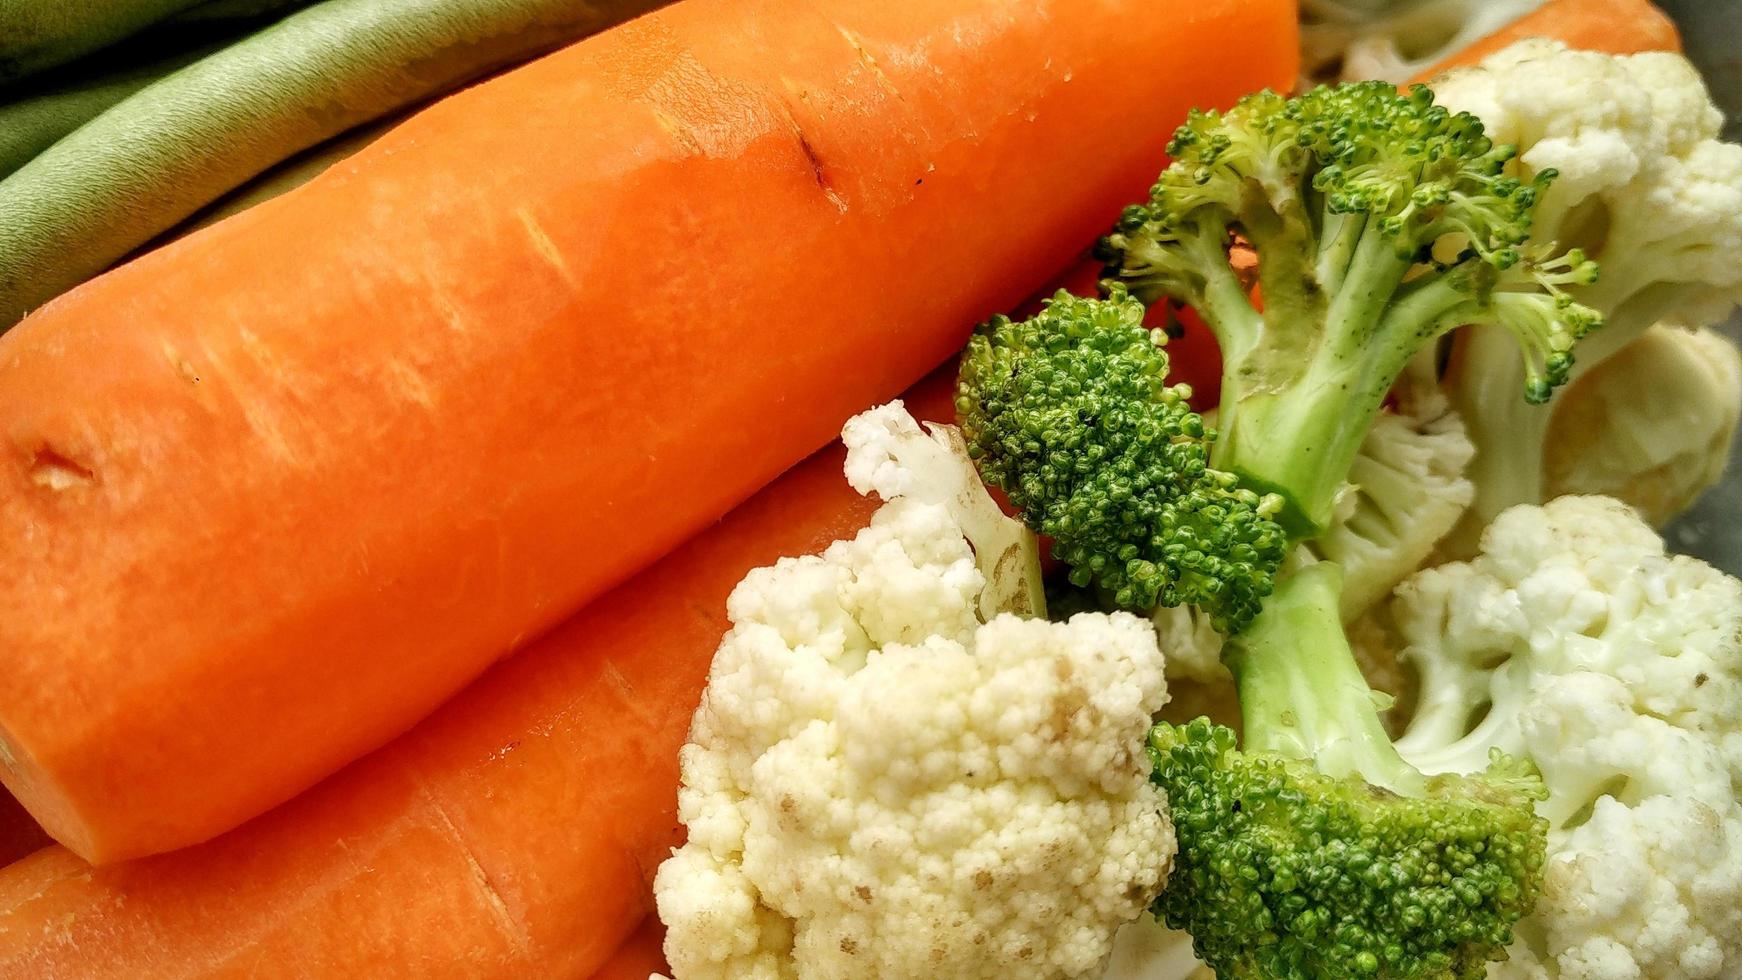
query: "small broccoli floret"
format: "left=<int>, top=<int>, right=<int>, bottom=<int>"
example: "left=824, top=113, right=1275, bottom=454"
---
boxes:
left=956, top=287, right=1289, bottom=634
left=1099, top=81, right=1600, bottom=537
left=1150, top=563, right=1548, bottom=979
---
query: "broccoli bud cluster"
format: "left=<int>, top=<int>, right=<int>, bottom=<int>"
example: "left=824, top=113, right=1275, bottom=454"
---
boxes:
left=957, top=287, right=1288, bottom=634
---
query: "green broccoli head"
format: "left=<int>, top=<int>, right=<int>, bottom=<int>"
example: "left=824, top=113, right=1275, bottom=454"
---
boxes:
left=1149, top=564, right=1548, bottom=979
left=1098, top=81, right=1601, bottom=535
left=956, top=287, right=1288, bottom=634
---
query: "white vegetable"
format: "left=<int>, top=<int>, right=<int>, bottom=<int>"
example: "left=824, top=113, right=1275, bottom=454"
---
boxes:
left=654, top=403, right=1176, bottom=980
left=1101, top=915, right=1209, bottom=980
left=1299, top=0, right=1544, bottom=85
left=842, top=399, right=1045, bottom=618
left=1309, top=379, right=1475, bottom=618
left=1544, top=324, right=1742, bottom=527
left=1388, top=496, right=1742, bottom=978
left=1432, top=41, right=1742, bottom=552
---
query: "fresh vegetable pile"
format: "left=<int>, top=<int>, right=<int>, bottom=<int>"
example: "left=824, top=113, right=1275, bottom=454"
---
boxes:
left=0, top=1, right=1735, bottom=979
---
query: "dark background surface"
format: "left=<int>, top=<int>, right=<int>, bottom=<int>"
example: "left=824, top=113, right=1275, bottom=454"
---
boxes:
left=1651, top=0, right=1741, bottom=571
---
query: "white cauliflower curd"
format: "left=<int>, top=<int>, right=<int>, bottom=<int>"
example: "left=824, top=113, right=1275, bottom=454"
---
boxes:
left=652, top=403, right=1176, bottom=980
left=1431, top=40, right=1742, bottom=553
left=1388, top=496, right=1742, bottom=979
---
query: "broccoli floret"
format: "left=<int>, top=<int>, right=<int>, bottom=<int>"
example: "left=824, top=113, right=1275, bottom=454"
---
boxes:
left=956, top=287, right=1289, bottom=634
left=1098, top=81, right=1600, bottom=537
left=1150, top=563, right=1548, bottom=979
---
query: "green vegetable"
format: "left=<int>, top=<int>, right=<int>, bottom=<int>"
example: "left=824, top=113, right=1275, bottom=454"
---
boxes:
left=0, top=0, right=208, bottom=83
left=1150, top=563, right=1548, bottom=979
left=1097, top=81, right=1602, bottom=537
left=0, top=32, right=235, bottom=181
left=956, top=286, right=1289, bottom=634
left=0, top=0, right=668, bottom=325
left=176, top=110, right=402, bottom=236
left=170, top=0, right=311, bottom=23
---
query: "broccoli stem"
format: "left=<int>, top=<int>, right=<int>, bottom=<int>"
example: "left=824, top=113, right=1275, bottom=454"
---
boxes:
left=1209, top=227, right=1471, bottom=537
left=1212, top=354, right=1385, bottom=539
left=1225, top=561, right=1424, bottom=795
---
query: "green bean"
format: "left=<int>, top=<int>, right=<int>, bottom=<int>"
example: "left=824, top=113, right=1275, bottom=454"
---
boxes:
left=0, top=0, right=667, bottom=324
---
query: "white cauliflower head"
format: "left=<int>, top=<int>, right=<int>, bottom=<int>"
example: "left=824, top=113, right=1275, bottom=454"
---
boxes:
left=1432, top=40, right=1742, bottom=334
left=655, top=405, right=1175, bottom=980
left=1544, top=324, right=1742, bottom=526
left=1432, top=41, right=1742, bottom=554
left=1388, top=496, right=1742, bottom=978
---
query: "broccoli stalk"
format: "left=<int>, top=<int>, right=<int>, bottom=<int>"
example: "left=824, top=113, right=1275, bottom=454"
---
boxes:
left=1098, top=82, right=1601, bottom=537
left=1151, top=562, right=1548, bottom=979
left=1222, top=562, right=1417, bottom=790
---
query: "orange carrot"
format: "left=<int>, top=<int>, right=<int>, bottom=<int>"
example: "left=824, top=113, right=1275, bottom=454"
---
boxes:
left=1420, top=0, right=1680, bottom=78
left=0, top=370, right=950, bottom=978
left=592, top=918, right=670, bottom=980
left=0, top=0, right=1300, bottom=864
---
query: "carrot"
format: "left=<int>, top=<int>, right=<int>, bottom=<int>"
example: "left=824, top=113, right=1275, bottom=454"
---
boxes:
left=592, top=918, right=670, bottom=980
left=0, top=370, right=951, bottom=977
left=1419, top=0, right=1680, bottom=78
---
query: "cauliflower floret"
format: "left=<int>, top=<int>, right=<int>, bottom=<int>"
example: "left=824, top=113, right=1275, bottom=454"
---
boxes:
left=842, top=400, right=1045, bottom=619
left=1432, top=41, right=1742, bottom=553
left=1387, top=496, right=1742, bottom=978
left=655, top=407, right=1175, bottom=980
left=1544, top=324, right=1742, bottom=527
left=1310, top=379, right=1476, bottom=618
left=1507, top=794, right=1742, bottom=980
left=1298, top=0, right=1545, bottom=85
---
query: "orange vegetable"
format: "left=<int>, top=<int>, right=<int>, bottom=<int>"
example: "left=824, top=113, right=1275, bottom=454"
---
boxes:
left=592, top=918, right=670, bottom=980
left=0, top=410, right=889, bottom=978
left=0, top=0, right=1299, bottom=864
left=1420, top=0, right=1680, bottom=78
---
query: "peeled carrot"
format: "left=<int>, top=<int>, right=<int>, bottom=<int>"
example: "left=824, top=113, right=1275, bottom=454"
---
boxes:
left=0, top=0, right=1298, bottom=865
left=0, top=369, right=929, bottom=977
left=1420, top=0, right=1680, bottom=78
left=592, top=918, right=670, bottom=980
